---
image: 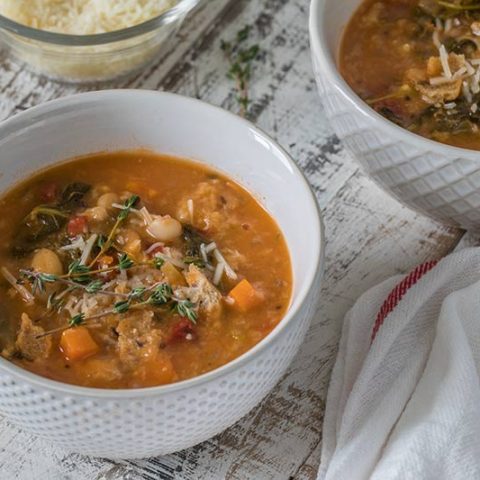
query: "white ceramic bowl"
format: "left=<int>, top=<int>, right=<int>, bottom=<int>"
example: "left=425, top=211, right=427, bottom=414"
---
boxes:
left=0, top=90, right=324, bottom=459
left=310, top=0, right=480, bottom=231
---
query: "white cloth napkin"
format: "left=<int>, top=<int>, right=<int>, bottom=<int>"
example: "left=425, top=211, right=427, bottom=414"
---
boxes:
left=318, top=247, right=480, bottom=480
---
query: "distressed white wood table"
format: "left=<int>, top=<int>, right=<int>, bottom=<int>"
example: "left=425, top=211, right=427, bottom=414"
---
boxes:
left=0, top=1, right=467, bottom=478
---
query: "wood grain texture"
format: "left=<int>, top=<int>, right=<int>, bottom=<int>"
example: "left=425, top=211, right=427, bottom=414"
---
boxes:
left=0, top=0, right=466, bottom=478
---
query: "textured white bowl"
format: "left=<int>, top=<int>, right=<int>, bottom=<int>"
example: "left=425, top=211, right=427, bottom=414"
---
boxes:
left=0, top=90, right=323, bottom=459
left=310, top=0, right=480, bottom=231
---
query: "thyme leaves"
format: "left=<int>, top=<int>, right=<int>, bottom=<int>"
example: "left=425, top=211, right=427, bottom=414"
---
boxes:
left=221, top=25, right=261, bottom=118
left=88, top=194, right=139, bottom=267
left=15, top=192, right=201, bottom=340
left=175, top=300, right=198, bottom=324
left=36, top=281, right=198, bottom=338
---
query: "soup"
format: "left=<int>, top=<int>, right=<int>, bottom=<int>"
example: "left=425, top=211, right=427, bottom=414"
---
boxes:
left=0, top=150, right=292, bottom=389
left=340, top=0, right=480, bottom=150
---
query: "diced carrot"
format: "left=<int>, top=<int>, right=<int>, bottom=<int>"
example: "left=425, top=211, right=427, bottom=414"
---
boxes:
left=98, top=255, right=114, bottom=267
left=60, top=327, right=99, bottom=361
left=228, top=279, right=261, bottom=312
left=161, top=262, right=187, bottom=287
left=67, top=215, right=87, bottom=236
left=135, top=352, right=178, bottom=386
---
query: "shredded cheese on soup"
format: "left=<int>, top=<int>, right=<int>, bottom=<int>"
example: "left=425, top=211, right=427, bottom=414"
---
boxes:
left=0, top=0, right=177, bottom=35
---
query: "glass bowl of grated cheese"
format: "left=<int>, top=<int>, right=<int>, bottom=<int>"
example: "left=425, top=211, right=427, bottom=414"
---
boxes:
left=0, top=0, right=200, bottom=83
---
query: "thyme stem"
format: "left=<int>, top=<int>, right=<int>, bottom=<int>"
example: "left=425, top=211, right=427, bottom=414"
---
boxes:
left=89, top=195, right=139, bottom=267
left=221, top=25, right=260, bottom=118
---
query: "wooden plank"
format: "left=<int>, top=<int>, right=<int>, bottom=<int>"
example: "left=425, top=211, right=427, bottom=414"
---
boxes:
left=0, top=0, right=466, bottom=478
left=454, top=230, right=478, bottom=250
left=0, top=0, right=235, bottom=116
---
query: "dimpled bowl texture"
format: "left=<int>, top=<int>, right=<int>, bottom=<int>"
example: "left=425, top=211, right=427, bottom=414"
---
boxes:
left=0, top=90, right=324, bottom=459
left=310, top=0, right=480, bottom=231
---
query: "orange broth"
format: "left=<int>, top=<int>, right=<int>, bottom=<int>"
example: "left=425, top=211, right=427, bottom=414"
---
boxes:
left=0, top=150, right=292, bottom=388
left=340, top=0, right=480, bottom=149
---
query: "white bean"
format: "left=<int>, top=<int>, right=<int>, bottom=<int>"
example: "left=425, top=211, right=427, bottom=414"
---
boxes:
left=146, top=216, right=182, bottom=242
left=97, top=192, right=119, bottom=211
left=85, top=206, right=108, bottom=222
left=31, top=249, right=63, bottom=276
left=122, top=229, right=142, bottom=256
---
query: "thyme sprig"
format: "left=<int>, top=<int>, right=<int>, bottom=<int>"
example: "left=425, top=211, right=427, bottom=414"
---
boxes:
left=221, top=25, right=261, bottom=118
left=175, top=300, right=198, bottom=323
left=16, top=189, right=201, bottom=339
left=19, top=253, right=164, bottom=296
left=35, top=282, right=198, bottom=338
left=89, top=194, right=139, bottom=267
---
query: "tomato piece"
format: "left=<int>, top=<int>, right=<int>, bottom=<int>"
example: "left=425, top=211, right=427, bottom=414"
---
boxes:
left=168, top=318, right=196, bottom=343
left=38, top=182, right=58, bottom=202
left=67, top=215, right=87, bottom=236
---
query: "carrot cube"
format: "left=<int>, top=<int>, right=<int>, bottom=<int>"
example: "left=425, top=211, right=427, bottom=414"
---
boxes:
left=60, top=327, right=99, bottom=361
left=135, top=352, right=178, bottom=386
left=228, top=279, right=261, bottom=312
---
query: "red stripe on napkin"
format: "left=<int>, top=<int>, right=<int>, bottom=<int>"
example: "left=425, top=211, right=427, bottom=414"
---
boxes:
left=371, top=260, right=438, bottom=343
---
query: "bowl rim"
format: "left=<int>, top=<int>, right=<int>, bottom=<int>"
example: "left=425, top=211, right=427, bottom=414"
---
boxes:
left=0, top=0, right=200, bottom=46
left=309, top=0, right=480, bottom=160
left=0, top=89, right=325, bottom=398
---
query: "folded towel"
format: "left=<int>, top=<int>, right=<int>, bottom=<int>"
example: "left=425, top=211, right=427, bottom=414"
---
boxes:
left=319, top=248, right=480, bottom=480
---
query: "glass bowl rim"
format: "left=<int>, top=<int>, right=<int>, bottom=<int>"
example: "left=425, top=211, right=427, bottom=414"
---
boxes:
left=0, top=0, right=200, bottom=46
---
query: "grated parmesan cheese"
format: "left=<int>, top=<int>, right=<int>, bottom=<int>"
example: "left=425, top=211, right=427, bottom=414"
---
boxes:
left=0, top=0, right=177, bottom=35
left=463, top=80, right=473, bottom=103
left=205, top=242, right=217, bottom=254
left=145, top=242, right=164, bottom=254
left=213, top=249, right=237, bottom=281
left=200, top=243, right=208, bottom=264
left=187, top=199, right=194, bottom=223
left=453, top=66, right=467, bottom=79
left=444, top=18, right=452, bottom=33
left=213, top=262, right=225, bottom=286
left=80, top=233, right=98, bottom=265
left=429, top=76, right=457, bottom=86
left=59, top=235, right=86, bottom=252
left=466, top=61, right=475, bottom=76
left=439, top=44, right=452, bottom=79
